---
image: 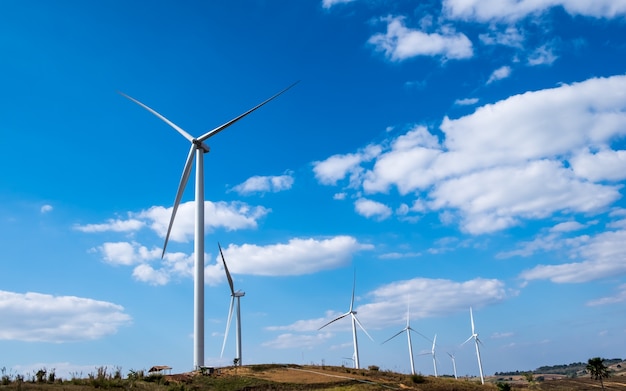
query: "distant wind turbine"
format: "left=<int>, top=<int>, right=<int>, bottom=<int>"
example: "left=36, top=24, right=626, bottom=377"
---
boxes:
left=319, top=270, right=373, bottom=369
left=447, top=352, right=458, bottom=379
left=430, top=334, right=438, bottom=377
left=462, top=307, right=485, bottom=384
left=120, top=81, right=298, bottom=369
left=218, top=243, right=245, bottom=366
left=382, top=303, right=429, bottom=375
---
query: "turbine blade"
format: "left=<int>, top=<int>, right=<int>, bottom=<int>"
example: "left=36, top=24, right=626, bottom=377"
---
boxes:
left=197, top=81, right=300, bottom=142
left=119, top=92, right=195, bottom=143
left=409, top=328, right=432, bottom=343
left=318, top=312, right=350, bottom=330
left=470, top=307, right=475, bottom=335
left=220, top=297, right=235, bottom=358
left=162, top=144, right=195, bottom=257
left=218, top=242, right=235, bottom=295
left=461, top=335, right=474, bottom=346
left=353, top=315, right=374, bottom=342
left=382, top=330, right=405, bottom=345
left=432, top=334, right=437, bottom=351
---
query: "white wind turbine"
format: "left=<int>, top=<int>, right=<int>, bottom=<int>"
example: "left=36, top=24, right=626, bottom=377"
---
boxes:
left=462, top=307, right=485, bottom=384
left=121, top=82, right=298, bottom=369
left=319, top=271, right=373, bottom=369
left=218, top=243, right=245, bottom=366
left=382, top=304, right=428, bottom=375
left=430, top=334, right=438, bottom=377
left=447, top=352, right=458, bottom=379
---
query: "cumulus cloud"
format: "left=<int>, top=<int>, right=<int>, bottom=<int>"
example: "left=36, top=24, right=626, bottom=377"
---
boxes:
left=443, top=0, right=626, bottom=22
left=0, top=291, right=131, bottom=342
left=368, top=16, right=473, bottom=61
left=78, top=201, right=269, bottom=242
left=354, top=198, right=392, bottom=221
left=314, top=75, right=626, bottom=235
left=313, top=145, right=381, bottom=186
left=40, top=204, right=53, bottom=214
left=231, top=173, right=294, bottom=195
left=217, top=236, right=373, bottom=276
left=261, top=332, right=334, bottom=349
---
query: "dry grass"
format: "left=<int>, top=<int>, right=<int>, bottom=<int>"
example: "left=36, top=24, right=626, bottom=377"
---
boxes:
left=2, top=364, right=626, bottom=391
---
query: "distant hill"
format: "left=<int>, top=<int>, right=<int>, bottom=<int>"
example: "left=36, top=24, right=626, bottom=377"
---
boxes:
left=495, top=358, right=624, bottom=377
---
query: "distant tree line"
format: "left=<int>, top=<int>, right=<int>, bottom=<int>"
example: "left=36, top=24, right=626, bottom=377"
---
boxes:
left=494, top=358, right=622, bottom=377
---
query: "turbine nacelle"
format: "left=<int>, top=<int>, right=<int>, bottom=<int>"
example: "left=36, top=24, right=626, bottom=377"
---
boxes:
left=234, top=290, right=245, bottom=298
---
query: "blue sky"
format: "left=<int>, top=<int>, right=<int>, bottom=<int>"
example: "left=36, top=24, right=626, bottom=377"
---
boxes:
left=2, top=0, right=626, bottom=380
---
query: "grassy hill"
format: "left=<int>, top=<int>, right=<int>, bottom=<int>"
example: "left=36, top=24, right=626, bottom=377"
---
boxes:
left=2, top=363, right=626, bottom=390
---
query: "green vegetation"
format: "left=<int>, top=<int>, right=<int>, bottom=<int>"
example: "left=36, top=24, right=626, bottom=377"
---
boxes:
left=586, top=357, right=610, bottom=390
left=495, top=358, right=623, bottom=378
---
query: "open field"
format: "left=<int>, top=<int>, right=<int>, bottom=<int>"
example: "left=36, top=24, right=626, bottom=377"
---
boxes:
left=2, top=364, right=626, bottom=390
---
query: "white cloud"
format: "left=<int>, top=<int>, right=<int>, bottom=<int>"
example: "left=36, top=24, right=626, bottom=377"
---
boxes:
left=321, top=0, right=354, bottom=10
left=443, top=0, right=626, bottom=22
left=139, top=200, right=270, bottom=242
left=315, top=75, right=626, bottom=234
left=520, top=229, right=626, bottom=283
left=570, top=148, right=626, bottom=182
left=0, top=291, right=131, bottom=342
left=487, top=65, right=512, bottom=84
left=231, top=173, right=294, bottom=195
left=313, top=145, right=381, bottom=186
left=368, top=16, right=473, bottom=61
left=455, top=97, right=479, bottom=106
left=528, top=44, right=558, bottom=66
left=354, top=198, right=392, bottom=220
left=74, top=218, right=145, bottom=233
left=429, top=160, right=618, bottom=234
left=95, top=241, right=161, bottom=266
left=217, top=236, right=373, bottom=276
left=40, top=204, right=53, bottom=214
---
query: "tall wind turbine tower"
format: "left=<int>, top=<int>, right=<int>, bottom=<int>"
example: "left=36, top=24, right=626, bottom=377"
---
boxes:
left=218, top=243, right=245, bottom=366
left=121, top=82, right=298, bottom=369
left=462, top=307, right=485, bottom=384
left=319, top=271, right=373, bottom=369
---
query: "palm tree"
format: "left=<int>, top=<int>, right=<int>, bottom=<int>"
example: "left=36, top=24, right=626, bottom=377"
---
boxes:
left=586, top=357, right=610, bottom=390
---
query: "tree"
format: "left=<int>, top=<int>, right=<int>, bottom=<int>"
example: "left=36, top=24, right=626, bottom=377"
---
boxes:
left=586, top=357, right=610, bottom=390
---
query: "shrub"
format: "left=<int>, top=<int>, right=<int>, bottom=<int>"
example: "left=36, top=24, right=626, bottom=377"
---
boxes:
left=496, top=381, right=512, bottom=391
left=368, top=365, right=379, bottom=371
left=411, top=374, right=425, bottom=383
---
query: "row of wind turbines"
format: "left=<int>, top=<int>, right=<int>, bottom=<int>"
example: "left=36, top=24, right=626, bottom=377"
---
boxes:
left=120, top=82, right=485, bottom=383
left=319, top=274, right=486, bottom=384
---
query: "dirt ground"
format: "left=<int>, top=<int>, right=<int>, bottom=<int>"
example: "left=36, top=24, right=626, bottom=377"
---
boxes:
left=219, top=366, right=384, bottom=384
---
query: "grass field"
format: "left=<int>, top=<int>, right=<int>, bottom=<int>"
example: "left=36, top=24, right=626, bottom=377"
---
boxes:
left=2, top=363, right=626, bottom=390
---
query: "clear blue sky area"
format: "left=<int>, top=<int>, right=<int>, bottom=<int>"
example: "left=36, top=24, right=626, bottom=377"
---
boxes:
left=2, top=0, right=626, bottom=379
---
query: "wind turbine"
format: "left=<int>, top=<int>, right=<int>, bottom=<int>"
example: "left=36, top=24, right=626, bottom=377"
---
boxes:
left=218, top=243, right=245, bottom=366
left=430, top=334, right=438, bottom=377
left=382, top=304, right=428, bottom=375
left=319, top=271, right=373, bottom=369
left=120, top=81, right=298, bottom=369
left=447, top=352, right=458, bottom=379
left=462, top=307, right=485, bottom=384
